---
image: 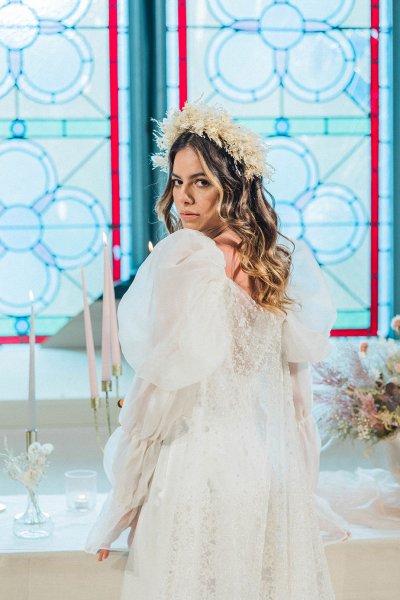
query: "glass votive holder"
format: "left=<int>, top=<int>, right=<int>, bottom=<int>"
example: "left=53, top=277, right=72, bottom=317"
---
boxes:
left=65, top=469, right=97, bottom=511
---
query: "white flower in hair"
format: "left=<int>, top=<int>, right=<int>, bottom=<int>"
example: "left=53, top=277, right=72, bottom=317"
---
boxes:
left=151, top=101, right=274, bottom=181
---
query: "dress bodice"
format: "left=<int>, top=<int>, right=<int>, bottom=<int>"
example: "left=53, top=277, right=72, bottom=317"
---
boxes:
left=224, top=277, right=284, bottom=376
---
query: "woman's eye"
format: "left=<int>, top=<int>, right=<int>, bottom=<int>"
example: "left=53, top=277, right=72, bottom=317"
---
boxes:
left=196, top=179, right=209, bottom=187
left=172, top=179, right=182, bottom=186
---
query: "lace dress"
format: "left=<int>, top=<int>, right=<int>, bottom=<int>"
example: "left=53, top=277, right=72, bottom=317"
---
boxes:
left=85, top=228, right=337, bottom=599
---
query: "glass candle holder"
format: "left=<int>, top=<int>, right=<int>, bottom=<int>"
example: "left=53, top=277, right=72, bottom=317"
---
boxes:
left=65, top=469, right=97, bottom=511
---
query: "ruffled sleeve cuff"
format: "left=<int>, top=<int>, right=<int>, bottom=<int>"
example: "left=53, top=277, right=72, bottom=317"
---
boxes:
left=84, top=376, right=197, bottom=554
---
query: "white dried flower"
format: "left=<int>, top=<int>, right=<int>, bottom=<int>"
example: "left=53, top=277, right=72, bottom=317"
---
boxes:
left=40, top=443, right=54, bottom=455
left=1, top=437, right=53, bottom=491
left=151, top=101, right=274, bottom=182
left=27, top=442, right=42, bottom=455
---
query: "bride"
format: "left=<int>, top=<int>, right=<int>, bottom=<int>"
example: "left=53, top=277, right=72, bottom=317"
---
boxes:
left=85, top=102, right=337, bottom=599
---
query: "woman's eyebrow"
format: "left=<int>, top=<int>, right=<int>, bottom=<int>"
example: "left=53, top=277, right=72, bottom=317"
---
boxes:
left=171, top=172, right=207, bottom=179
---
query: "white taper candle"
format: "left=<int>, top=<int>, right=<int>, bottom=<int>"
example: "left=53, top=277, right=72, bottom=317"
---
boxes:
left=28, top=290, right=36, bottom=430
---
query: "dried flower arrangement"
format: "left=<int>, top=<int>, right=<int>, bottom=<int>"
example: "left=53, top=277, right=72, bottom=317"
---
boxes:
left=314, top=316, right=400, bottom=445
left=1, top=439, right=54, bottom=491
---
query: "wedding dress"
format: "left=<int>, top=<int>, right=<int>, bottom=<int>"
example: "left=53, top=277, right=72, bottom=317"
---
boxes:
left=85, top=227, right=337, bottom=599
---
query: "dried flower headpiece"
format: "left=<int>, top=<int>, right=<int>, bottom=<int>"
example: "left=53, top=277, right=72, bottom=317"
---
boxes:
left=151, top=101, right=274, bottom=181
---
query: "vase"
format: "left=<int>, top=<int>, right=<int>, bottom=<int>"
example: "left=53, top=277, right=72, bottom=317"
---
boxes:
left=382, top=431, right=400, bottom=483
left=13, top=487, right=54, bottom=538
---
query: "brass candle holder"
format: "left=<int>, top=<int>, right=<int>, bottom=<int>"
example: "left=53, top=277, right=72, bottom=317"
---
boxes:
left=102, top=379, right=112, bottom=436
left=112, top=364, right=122, bottom=409
left=25, top=428, right=38, bottom=452
left=90, top=367, right=122, bottom=452
left=90, top=396, right=103, bottom=452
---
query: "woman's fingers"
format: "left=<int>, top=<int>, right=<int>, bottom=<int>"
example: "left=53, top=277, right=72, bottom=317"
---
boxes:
left=97, top=549, right=110, bottom=561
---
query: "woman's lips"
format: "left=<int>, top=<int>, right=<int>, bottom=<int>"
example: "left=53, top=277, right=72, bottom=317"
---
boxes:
left=180, top=212, right=199, bottom=219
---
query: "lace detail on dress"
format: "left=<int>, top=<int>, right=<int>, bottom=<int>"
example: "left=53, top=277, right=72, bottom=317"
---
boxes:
left=224, top=278, right=284, bottom=376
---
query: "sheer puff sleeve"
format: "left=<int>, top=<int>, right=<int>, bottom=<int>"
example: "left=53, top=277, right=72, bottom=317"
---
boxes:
left=84, top=228, right=229, bottom=555
left=117, top=228, right=230, bottom=391
left=282, top=238, right=336, bottom=363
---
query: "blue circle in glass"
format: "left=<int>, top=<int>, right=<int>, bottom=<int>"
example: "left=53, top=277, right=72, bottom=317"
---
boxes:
left=275, top=118, right=289, bottom=135
left=11, top=119, right=26, bottom=138
left=15, top=317, right=29, bottom=335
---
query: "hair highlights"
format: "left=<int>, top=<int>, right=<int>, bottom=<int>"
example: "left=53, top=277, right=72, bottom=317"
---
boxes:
left=154, top=132, right=294, bottom=315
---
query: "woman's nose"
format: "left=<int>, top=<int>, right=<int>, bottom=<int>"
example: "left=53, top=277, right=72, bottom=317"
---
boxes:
left=179, top=185, right=194, bottom=204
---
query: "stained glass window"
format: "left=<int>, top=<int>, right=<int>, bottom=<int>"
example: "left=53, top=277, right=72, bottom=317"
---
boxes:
left=0, top=0, right=132, bottom=343
left=166, top=0, right=393, bottom=336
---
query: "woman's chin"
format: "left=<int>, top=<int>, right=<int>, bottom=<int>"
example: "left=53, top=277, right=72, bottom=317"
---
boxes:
left=182, top=223, right=201, bottom=230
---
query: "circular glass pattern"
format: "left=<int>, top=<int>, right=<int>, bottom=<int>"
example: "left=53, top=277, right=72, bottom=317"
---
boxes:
left=206, top=0, right=356, bottom=103
left=260, top=3, right=304, bottom=51
left=0, top=205, right=42, bottom=251
left=267, top=136, right=368, bottom=265
left=0, top=0, right=94, bottom=104
left=0, top=3, right=39, bottom=50
left=0, top=138, right=107, bottom=317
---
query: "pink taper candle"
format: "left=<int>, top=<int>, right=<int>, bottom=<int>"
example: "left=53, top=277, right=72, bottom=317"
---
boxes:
left=101, top=233, right=112, bottom=383
left=28, top=290, right=36, bottom=430
left=81, top=267, right=99, bottom=399
left=106, top=243, right=121, bottom=371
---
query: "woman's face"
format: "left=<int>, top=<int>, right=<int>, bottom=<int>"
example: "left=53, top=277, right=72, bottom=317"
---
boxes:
left=171, top=147, right=223, bottom=233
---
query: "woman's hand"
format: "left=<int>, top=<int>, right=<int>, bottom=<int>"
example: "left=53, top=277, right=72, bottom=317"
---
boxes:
left=97, top=549, right=110, bottom=561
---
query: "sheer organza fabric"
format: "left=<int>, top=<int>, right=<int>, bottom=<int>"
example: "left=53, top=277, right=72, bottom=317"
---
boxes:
left=85, top=228, right=337, bottom=599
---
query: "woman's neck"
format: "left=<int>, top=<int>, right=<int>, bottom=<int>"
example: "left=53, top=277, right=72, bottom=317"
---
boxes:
left=201, top=223, right=229, bottom=240
left=212, top=226, right=241, bottom=245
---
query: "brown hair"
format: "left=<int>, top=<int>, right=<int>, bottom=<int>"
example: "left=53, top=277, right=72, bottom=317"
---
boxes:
left=154, top=131, right=294, bottom=315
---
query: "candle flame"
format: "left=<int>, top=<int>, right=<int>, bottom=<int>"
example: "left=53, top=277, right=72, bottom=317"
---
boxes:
left=148, top=240, right=154, bottom=252
left=29, top=290, right=34, bottom=302
left=102, top=231, right=108, bottom=246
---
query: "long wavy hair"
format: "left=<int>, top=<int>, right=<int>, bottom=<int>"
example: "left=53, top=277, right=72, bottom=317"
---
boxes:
left=154, top=131, right=294, bottom=315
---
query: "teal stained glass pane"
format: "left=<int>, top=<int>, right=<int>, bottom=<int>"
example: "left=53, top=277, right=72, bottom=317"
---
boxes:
left=166, top=0, right=393, bottom=336
left=0, top=0, right=132, bottom=343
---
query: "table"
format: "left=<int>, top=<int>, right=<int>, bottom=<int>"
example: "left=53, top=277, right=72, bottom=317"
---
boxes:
left=0, top=493, right=126, bottom=553
left=1, top=482, right=400, bottom=600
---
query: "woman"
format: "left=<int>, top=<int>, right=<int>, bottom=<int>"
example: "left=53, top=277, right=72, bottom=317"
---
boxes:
left=85, top=102, right=337, bottom=599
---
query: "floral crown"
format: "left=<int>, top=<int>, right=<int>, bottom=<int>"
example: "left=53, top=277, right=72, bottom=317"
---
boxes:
left=151, top=101, right=274, bottom=181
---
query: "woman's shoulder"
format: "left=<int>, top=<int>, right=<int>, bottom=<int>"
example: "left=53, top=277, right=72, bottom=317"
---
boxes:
left=156, top=227, right=218, bottom=250
left=118, top=228, right=232, bottom=391
left=152, top=228, right=226, bottom=269
left=212, top=229, right=252, bottom=296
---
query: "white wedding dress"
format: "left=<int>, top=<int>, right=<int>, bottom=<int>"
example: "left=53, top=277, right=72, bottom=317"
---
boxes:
left=85, top=228, right=337, bottom=599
